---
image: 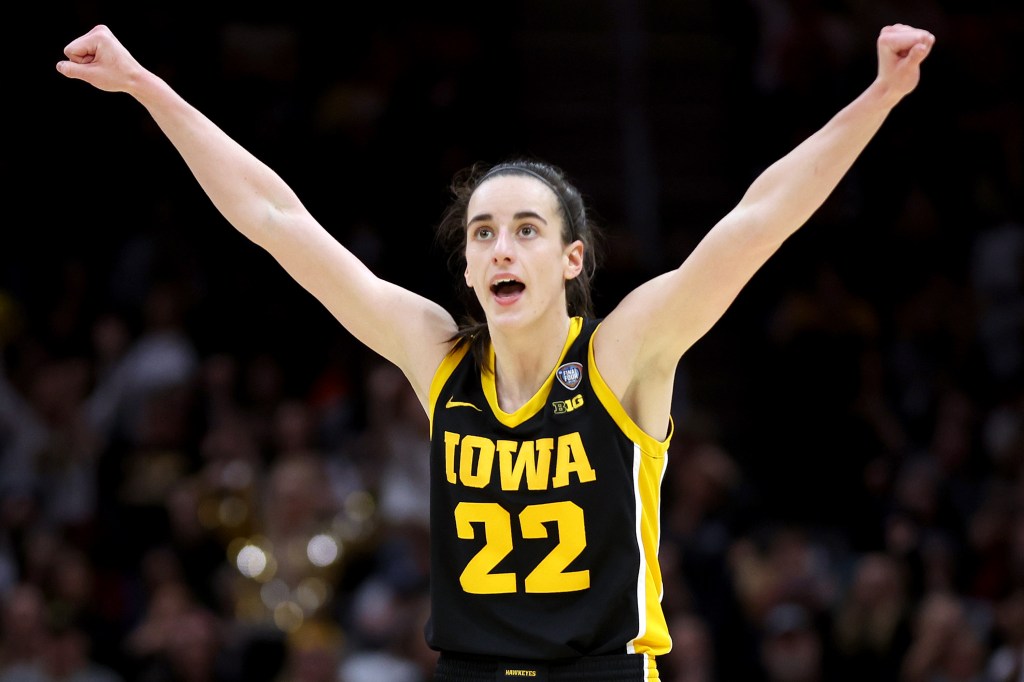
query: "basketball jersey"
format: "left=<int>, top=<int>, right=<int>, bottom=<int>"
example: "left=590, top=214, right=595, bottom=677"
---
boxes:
left=424, top=317, right=673, bottom=669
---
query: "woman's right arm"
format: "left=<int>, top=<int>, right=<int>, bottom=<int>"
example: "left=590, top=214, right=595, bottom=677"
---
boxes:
left=57, top=25, right=457, bottom=403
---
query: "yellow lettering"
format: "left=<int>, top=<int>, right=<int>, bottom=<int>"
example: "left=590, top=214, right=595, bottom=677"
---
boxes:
left=445, top=432, right=595, bottom=490
left=444, top=431, right=460, bottom=484
left=498, top=438, right=553, bottom=491
left=551, top=394, right=585, bottom=413
left=459, top=435, right=494, bottom=488
left=552, top=432, right=596, bottom=488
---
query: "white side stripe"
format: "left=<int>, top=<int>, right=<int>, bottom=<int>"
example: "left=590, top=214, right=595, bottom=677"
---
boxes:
left=628, top=441, right=645, bottom=654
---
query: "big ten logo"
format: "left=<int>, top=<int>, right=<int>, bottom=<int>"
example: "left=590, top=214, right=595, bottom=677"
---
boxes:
left=552, top=394, right=584, bottom=414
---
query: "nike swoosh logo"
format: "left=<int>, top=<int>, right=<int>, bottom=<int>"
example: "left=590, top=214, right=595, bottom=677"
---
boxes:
left=446, top=396, right=482, bottom=411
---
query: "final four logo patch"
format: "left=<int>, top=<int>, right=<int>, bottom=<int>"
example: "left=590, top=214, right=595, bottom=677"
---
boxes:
left=555, top=362, right=583, bottom=390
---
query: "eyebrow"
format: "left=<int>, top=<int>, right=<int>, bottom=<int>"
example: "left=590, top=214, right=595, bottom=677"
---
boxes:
left=467, top=211, right=549, bottom=226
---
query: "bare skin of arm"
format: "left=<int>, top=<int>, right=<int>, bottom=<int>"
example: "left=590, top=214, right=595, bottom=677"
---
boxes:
left=57, top=25, right=457, bottom=407
left=594, top=24, right=936, bottom=438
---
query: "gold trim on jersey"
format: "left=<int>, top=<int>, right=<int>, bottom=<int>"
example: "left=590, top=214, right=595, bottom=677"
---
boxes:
left=586, top=323, right=673, bottom=457
left=588, top=322, right=673, bottom=658
left=481, top=317, right=585, bottom=428
left=630, top=439, right=672, bottom=657
left=429, top=339, right=473, bottom=434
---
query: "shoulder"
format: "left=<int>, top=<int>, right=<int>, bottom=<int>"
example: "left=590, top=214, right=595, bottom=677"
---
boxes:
left=426, top=337, right=475, bottom=408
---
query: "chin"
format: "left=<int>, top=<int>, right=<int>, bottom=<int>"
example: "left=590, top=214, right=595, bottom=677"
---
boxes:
left=484, top=305, right=531, bottom=330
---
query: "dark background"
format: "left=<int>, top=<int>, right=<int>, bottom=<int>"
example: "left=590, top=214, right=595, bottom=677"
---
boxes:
left=3, top=1, right=1023, bottom=680
left=13, top=0, right=1018, bottom=517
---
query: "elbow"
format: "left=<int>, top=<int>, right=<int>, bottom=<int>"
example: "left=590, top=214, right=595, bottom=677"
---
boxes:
left=723, top=204, right=791, bottom=257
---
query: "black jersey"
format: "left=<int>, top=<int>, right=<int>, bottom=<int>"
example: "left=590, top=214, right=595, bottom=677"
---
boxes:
left=425, top=317, right=672, bottom=675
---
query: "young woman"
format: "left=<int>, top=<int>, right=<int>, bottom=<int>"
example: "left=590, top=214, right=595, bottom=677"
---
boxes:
left=57, top=22, right=934, bottom=681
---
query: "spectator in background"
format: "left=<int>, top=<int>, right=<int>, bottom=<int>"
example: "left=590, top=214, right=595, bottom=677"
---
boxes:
left=899, top=590, right=989, bottom=682
left=274, top=619, right=344, bottom=682
left=84, top=282, right=199, bottom=447
left=830, top=551, right=913, bottom=682
left=759, top=601, right=827, bottom=682
left=0, top=583, right=48, bottom=674
left=660, top=612, right=716, bottom=682
left=987, top=588, right=1024, bottom=682
left=0, top=610, right=124, bottom=682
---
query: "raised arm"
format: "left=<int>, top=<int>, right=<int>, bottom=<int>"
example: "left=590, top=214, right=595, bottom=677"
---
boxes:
left=596, top=24, right=935, bottom=432
left=56, top=25, right=457, bottom=405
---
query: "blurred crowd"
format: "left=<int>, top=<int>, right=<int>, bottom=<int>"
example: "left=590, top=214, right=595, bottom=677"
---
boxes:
left=2, top=0, right=1023, bottom=680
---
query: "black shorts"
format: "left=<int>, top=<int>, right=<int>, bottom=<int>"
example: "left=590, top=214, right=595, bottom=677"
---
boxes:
left=433, top=652, right=651, bottom=681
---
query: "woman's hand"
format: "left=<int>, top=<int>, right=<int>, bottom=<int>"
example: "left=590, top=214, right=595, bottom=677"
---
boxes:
left=875, top=24, right=936, bottom=106
left=56, top=24, right=145, bottom=95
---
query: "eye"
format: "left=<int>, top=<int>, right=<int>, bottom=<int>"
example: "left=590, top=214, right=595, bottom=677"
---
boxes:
left=518, top=224, right=537, bottom=237
left=473, top=226, right=493, bottom=240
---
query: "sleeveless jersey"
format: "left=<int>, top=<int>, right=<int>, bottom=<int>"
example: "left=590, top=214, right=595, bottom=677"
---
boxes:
left=425, top=317, right=673, bottom=671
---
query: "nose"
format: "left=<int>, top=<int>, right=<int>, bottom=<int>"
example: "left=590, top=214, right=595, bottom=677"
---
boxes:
left=492, top=227, right=515, bottom=262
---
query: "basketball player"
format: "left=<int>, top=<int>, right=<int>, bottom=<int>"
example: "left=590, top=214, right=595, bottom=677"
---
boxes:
left=56, top=22, right=934, bottom=681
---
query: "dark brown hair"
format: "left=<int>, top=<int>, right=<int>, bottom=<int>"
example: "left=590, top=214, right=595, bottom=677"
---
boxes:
left=435, top=158, right=603, bottom=366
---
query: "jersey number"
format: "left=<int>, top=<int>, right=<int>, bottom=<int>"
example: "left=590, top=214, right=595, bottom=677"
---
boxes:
left=455, top=500, right=590, bottom=594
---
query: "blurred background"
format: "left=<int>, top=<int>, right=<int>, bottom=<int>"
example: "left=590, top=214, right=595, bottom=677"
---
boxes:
left=2, top=0, right=1023, bottom=680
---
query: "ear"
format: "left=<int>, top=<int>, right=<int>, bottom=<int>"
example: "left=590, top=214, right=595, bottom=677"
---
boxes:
left=464, top=265, right=473, bottom=288
left=563, top=240, right=584, bottom=280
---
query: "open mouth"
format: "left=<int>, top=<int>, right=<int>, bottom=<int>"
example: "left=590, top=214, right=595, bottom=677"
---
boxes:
left=490, top=278, right=525, bottom=298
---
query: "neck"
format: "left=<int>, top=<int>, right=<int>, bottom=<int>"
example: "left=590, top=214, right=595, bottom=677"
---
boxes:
left=489, top=314, right=573, bottom=412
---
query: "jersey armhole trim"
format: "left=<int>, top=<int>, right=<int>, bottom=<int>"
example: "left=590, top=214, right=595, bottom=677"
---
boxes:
left=588, top=323, right=674, bottom=457
left=428, top=340, right=472, bottom=434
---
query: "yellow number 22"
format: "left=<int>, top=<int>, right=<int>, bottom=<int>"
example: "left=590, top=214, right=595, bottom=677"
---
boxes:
left=454, top=501, right=590, bottom=594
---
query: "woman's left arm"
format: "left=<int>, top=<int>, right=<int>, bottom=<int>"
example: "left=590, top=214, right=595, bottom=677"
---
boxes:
left=601, top=24, right=935, bottom=376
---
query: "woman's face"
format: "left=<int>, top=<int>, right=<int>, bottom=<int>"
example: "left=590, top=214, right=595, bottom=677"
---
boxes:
left=463, top=174, right=583, bottom=331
